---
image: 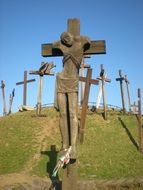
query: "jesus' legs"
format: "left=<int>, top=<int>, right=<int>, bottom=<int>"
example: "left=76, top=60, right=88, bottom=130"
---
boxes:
left=57, top=93, right=69, bottom=149
left=68, top=92, right=78, bottom=159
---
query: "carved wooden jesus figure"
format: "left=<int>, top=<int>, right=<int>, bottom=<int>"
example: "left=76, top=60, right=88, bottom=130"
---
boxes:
left=54, top=31, right=91, bottom=159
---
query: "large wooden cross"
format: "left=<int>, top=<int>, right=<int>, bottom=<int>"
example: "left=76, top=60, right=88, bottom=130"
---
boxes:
left=116, top=70, right=126, bottom=113
left=97, top=64, right=111, bottom=120
left=79, top=68, right=99, bottom=143
left=41, top=18, right=106, bottom=190
left=16, top=71, right=36, bottom=105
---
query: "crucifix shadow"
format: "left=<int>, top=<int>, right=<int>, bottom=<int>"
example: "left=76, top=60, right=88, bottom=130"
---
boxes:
left=41, top=145, right=61, bottom=190
left=118, top=117, right=139, bottom=150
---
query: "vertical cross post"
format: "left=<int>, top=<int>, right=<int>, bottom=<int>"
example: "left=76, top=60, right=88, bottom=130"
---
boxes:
left=137, top=88, right=143, bottom=153
left=80, top=56, right=90, bottom=106
left=8, top=88, right=15, bottom=115
left=116, top=70, right=126, bottom=113
left=125, top=75, right=131, bottom=113
left=0, top=80, right=7, bottom=116
left=16, top=71, right=36, bottom=105
left=97, top=64, right=111, bottom=120
left=79, top=68, right=99, bottom=143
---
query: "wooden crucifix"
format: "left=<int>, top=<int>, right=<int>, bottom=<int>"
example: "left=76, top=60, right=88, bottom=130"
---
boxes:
left=116, top=70, right=126, bottom=113
left=0, top=80, right=7, bottom=116
left=29, top=62, right=55, bottom=116
left=8, top=88, right=15, bottom=115
left=136, top=88, right=143, bottom=153
left=124, top=75, right=131, bottom=113
left=16, top=71, right=36, bottom=105
left=79, top=68, right=99, bottom=143
left=41, top=18, right=106, bottom=190
left=97, top=64, right=111, bottom=120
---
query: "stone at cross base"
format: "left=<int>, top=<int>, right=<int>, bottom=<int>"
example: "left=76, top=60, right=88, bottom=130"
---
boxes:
left=42, top=18, right=106, bottom=190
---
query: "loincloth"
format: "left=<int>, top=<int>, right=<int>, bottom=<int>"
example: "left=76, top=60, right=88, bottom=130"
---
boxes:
left=56, top=73, right=79, bottom=93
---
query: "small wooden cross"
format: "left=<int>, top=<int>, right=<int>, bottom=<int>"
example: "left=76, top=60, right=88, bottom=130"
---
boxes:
left=29, top=62, right=55, bottom=115
left=124, top=75, right=131, bottom=113
left=79, top=68, right=99, bottom=143
left=97, top=64, right=111, bottom=120
left=116, top=70, right=126, bottom=113
left=8, top=88, right=15, bottom=115
left=0, top=80, right=7, bottom=116
left=136, top=88, right=143, bottom=153
left=16, top=71, right=36, bottom=105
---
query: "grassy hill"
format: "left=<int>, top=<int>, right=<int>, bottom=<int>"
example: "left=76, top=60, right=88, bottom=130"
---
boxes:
left=0, top=107, right=143, bottom=188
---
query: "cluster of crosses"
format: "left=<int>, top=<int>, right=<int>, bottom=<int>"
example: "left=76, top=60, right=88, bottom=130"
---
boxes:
left=0, top=18, right=143, bottom=190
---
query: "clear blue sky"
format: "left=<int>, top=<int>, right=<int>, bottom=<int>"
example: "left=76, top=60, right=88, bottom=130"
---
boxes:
left=0, top=0, right=143, bottom=115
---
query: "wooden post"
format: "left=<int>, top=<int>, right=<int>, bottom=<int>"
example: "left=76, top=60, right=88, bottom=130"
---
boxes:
left=97, top=64, right=111, bottom=120
left=79, top=68, right=99, bottom=143
left=125, top=75, right=131, bottom=113
left=80, top=56, right=90, bottom=106
left=0, top=80, right=7, bottom=116
left=29, top=62, right=55, bottom=116
left=137, top=88, right=143, bottom=153
left=8, top=88, right=15, bottom=115
left=116, top=70, right=126, bottom=113
left=16, top=71, right=36, bottom=105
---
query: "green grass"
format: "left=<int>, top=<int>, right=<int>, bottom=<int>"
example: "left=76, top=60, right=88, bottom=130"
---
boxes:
left=0, top=108, right=143, bottom=182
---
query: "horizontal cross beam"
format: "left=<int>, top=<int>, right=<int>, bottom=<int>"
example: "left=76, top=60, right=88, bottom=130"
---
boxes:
left=16, top=79, right=36, bottom=85
left=42, top=40, right=106, bottom=57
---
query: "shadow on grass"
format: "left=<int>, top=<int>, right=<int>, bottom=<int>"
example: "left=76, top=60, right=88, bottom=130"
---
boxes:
left=41, top=145, right=61, bottom=190
left=118, top=117, right=139, bottom=150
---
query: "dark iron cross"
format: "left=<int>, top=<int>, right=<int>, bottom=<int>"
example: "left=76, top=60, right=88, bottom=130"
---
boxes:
left=16, top=71, right=36, bottom=105
left=0, top=80, right=7, bottom=116
left=124, top=75, right=131, bottom=113
left=79, top=68, right=99, bottom=143
left=97, top=64, right=111, bottom=120
left=116, top=70, right=126, bottom=113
